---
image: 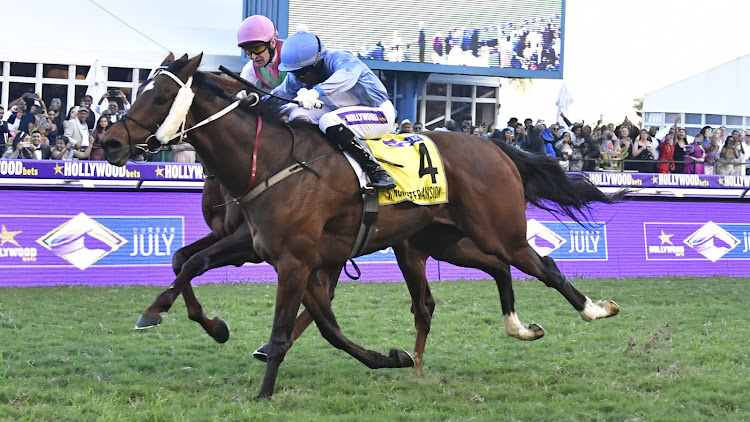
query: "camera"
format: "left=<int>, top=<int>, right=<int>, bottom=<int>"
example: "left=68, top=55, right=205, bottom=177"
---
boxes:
left=28, top=93, right=36, bottom=99
left=108, top=89, right=119, bottom=97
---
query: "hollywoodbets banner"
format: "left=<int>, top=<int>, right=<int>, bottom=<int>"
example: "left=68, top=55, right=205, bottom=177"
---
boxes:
left=0, top=160, right=205, bottom=181
left=2, top=160, right=750, bottom=188
left=2, top=188, right=750, bottom=287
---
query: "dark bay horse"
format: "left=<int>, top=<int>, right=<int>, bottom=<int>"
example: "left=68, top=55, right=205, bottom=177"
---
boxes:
left=102, top=53, right=621, bottom=399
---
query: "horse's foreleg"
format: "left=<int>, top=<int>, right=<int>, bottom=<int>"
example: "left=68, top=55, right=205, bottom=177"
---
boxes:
left=135, top=227, right=258, bottom=333
left=253, top=267, right=341, bottom=361
left=256, top=256, right=309, bottom=400
left=172, top=233, right=220, bottom=276
left=135, top=234, right=221, bottom=329
left=298, top=268, right=414, bottom=371
left=392, top=242, right=433, bottom=372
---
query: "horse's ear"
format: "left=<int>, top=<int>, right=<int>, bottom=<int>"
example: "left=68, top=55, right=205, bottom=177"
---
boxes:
left=179, top=53, right=189, bottom=61
left=160, top=52, right=175, bottom=66
left=182, top=53, right=203, bottom=77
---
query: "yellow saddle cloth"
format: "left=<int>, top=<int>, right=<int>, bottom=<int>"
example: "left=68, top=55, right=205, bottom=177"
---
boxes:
left=365, top=134, right=448, bottom=206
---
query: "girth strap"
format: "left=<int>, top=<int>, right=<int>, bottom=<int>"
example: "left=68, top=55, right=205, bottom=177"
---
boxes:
left=344, top=186, right=380, bottom=281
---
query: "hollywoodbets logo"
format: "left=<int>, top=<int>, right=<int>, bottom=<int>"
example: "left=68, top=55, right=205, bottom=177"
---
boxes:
left=37, top=213, right=127, bottom=270
left=645, top=221, right=743, bottom=262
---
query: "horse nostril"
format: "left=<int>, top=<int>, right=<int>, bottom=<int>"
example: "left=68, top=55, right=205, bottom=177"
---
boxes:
left=102, top=139, right=123, bottom=152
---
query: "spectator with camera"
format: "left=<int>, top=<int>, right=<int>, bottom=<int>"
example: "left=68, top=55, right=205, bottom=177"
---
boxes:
left=7, top=130, right=51, bottom=159
left=94, top=89, right=130, bottom=123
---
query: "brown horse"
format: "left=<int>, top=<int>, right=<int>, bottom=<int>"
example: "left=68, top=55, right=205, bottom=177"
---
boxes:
left=102, top=54, right=621, bottom=399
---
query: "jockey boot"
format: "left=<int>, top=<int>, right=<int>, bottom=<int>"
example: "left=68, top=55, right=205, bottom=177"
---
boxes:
left=325, top=124, right=396, bottom=190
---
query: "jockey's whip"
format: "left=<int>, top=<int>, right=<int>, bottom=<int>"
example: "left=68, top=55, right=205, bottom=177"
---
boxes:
left=218, top=65, right=303, bottom=107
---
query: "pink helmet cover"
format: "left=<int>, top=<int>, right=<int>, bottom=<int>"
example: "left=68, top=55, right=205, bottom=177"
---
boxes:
left=237, top=15, right=278, bottom=46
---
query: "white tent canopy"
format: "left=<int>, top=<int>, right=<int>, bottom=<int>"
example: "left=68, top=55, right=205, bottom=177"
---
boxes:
left=643, top=54, right=750, bottom=117
left=4, top=0, right=244, bottom=70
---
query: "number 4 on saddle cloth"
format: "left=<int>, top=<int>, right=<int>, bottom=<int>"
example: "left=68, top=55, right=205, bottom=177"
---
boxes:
left=346, top=134, right=448, bottom=206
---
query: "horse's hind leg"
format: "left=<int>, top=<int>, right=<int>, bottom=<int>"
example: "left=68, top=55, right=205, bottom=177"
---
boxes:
left=299, top=266, right=414, bottom=371
left=392, top=241, right=434, bottom=371
left=509, top=245, right=618, bottom=321
left=410, top=226, right=545, bottom=341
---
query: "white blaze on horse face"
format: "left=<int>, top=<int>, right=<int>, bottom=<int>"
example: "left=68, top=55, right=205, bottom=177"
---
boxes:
left=141, top=80, right=155, bottom=94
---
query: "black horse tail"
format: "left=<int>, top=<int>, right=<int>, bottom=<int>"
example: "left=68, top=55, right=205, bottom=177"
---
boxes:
left=492, top=140, right=627, bottom=225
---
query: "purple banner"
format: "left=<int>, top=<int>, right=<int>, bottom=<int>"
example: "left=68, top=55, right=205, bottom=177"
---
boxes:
left=587, top=171, right=750, bottom=190
left=0, top=159, right=205, bottom=182
left=3, top=160, right=748, bottom=190
left=1, top=188, right=749, bottom=287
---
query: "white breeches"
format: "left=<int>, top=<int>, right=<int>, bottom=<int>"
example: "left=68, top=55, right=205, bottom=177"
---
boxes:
left=289, top=100, right=396, bottom=140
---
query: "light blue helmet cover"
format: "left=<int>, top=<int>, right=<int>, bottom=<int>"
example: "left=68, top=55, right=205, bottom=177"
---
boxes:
left=279, top=30, right=327, bottom=71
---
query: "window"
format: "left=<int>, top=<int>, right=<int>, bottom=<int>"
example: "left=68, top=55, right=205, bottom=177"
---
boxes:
left=726, top=115, right=743, bottom=126
left=42, top=84, right=69, bottom=113
left=451, top=85, right=472, bottom=98
left=475, top=103, right=496, bottom=128
left=476, top=86, right=496, bottom=99
left=451, top=101, right=472, bottom=124
left=644, top=112, right=662, bottom=124
left=685, top=113, right=701, bottom=125
left=9, top=82, right=35, bottom=103
left=424, top=101, right=446, bottom=129
left=43, top=64, right=69, bottom=79
left=108, top=67, right=133, bottom=83
left=10, top=62, right=35, bottom=77
left=705, top=114, right=722, bottom=125
left=138, top=69, right=152, bottom=83
left=665, top=113, right=679, bottom=124
left=426, top=83, right=446, bottom=96
left=685, top=127, right=701, bottom=136
left=75, top=66, right=90, bottom=80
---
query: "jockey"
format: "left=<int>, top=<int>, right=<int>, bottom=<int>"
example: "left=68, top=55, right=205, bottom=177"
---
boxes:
left=271, top=27, right=396, bottom=190
left=236, top=15, right=286, bottom=89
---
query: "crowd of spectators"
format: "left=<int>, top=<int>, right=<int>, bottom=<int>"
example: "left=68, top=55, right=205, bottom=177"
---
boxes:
left=0, top=91, right=193, bottom=163
left=3, top=90, right=750, bottom=176
left=403, top=113, right=750, bottom=176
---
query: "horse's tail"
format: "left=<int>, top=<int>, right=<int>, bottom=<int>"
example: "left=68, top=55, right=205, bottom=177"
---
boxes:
left=492, top=140, right=627, bottom=225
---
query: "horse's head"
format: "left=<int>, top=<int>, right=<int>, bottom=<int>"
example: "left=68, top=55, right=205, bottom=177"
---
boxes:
left=101, top=53, right=203, bottom=166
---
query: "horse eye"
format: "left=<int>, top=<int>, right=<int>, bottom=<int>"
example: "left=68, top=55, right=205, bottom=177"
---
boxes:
left=154, top=96, right=168, bottom=106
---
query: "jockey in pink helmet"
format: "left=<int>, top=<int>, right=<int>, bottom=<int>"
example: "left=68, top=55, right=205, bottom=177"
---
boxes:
left=236, top=15, right=286, bottom=89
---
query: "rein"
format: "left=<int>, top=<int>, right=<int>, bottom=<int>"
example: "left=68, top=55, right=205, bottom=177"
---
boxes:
left=121, top=69, right=255, bottom=155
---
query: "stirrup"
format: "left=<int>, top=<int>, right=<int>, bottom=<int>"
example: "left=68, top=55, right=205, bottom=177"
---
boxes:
left=367, top=171, right=396, bottom=190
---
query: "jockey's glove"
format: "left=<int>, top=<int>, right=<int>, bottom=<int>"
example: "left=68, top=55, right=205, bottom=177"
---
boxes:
left=294, top=88, right=322, bottom=110
left=235, top=90, right=249, bottom=101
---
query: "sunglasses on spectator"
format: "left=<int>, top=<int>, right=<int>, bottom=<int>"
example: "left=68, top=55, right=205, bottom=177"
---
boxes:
left=243, top=43, right=268, bottom=56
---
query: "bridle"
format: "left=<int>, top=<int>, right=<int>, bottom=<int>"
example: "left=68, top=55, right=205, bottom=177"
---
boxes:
left=119, top=68, right=258, bottom=155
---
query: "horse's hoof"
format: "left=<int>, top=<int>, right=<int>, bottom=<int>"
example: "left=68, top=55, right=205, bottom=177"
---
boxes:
left=210, top=319, right=230, bottom=343
left=412, top=353, right=423, bottom=372
left=389, top=349, right=415, bottom=368
left=134, top=313, right=162, bottom=330
left=253, top=344, right=269, bottom=362
left=598, top=300, right=619, bottom=318
left=526, top=323, right=546, bottom=340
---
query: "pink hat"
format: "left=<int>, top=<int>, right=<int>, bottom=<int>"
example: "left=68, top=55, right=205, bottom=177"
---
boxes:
left=237, top=15, right=278, bottom=46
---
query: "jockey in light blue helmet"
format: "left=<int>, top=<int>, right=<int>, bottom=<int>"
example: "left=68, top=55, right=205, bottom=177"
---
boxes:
left=271, top=27, right=396, bottom=190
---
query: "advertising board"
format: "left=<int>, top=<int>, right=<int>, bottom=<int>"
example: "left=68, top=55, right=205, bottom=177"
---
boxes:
left=2, top=189, right=748, bottom=287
